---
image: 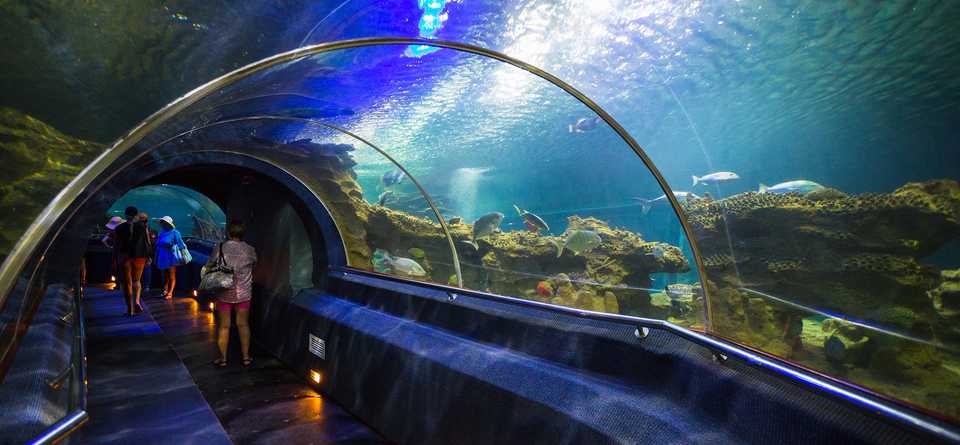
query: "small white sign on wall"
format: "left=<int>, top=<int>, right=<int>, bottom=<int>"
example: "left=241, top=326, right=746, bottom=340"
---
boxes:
left=309, top=333, right=326, bottom=360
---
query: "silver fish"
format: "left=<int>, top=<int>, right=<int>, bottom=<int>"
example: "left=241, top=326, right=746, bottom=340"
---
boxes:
left=381, top=169, right=406, bottom=188
left=514, top=204, right=549, bottom=233
left=633, top=191, right=702, bottom=215
left=758, top=180, right=824, bottom=194
left=568, top=116, right=603, bottom=133
left=386, top=255, right=427, bottom=277
left=377, top=190, right=395, bottom=206
left=551, top=230, right=601, bottom=257
left=464, top=212, right=504, bottom=250
left=447, top=217, right=463, bottom=225
left=692, top=171, right=739, bottom=187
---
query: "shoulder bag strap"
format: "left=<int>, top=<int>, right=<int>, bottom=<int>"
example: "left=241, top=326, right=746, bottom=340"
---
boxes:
left=217, top=242, right=227, bottom=267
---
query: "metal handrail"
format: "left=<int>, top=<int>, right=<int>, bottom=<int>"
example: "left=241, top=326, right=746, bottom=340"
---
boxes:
left=26, top=410, right=88, bottom=445
left=27, top=276, right=89, bottom=445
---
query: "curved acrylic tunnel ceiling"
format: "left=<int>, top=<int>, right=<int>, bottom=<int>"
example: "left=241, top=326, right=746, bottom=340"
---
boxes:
left=2, top=37, right=959, bottom=432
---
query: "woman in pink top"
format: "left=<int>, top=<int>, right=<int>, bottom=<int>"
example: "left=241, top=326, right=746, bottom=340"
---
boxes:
left=209, top=221, right=257, bottom=367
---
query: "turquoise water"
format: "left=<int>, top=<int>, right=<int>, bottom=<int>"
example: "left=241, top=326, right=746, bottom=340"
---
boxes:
left=107, top=185, right=225, bottom=238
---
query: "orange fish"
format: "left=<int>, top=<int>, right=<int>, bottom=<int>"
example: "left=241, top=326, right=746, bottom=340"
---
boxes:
left=536, top=281, right=553, bottom=297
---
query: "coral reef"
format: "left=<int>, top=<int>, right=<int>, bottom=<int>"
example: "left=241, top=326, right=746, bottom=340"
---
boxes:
left=683, top=181, right=960, bottom=329
left=0, top=108, right=104, bottom=261
left=931, top=269, right=960, bottom=342
left=685, top=181, right=960, bottom=417
left=361, top=210, right=689, bottom=315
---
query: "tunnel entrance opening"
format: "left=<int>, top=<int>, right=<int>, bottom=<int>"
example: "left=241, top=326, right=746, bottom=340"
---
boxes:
left=80, top=159, right=331, bottom=303
left=84, top=183, right=227, bottom=288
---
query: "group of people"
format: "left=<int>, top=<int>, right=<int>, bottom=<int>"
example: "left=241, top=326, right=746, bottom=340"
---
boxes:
left=102, top=206, right=258, bottom=367
left=103, top=206, right=184, bottom=314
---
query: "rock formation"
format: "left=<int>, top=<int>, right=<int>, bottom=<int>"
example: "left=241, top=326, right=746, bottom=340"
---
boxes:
left=683, top=181, right=960, bottom=335
left=0, top=108, right=104, bottom=261
left=683, top=180, right=960, bottom=418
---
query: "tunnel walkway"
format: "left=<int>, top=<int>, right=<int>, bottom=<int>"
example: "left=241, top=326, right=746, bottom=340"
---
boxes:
left=77, top=287, right=385, bottom=444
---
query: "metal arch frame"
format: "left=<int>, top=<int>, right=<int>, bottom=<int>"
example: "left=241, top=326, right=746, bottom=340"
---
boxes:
left=117, top=114, right=461, bottom=284
left=0, top=36, right=707, bottom=321
left=315, top=122, right=463, bottom=286
left=0, top=36, right=954, bottom=441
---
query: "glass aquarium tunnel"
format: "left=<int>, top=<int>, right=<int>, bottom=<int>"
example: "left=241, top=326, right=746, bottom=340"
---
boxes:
left=1, top=9, right=959, bottom=443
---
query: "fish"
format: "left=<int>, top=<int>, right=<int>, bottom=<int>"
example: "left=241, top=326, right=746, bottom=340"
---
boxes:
left=463, top=212, right=505, bottom=250
left=513, top=205, right=549, bottom=234
left=665, top=283, right=697, bottom=300
left=568, top=116, right=603, bottom=133
left=377, top=190, right=394, bottom=206
left=381, top=169, right=406, bottom=188
left=536, top=281, right=554, bottom=297
left=550, top=230, right=601, bottom=257
left=447, top=217, right=463, bottom=225
left=646, top=245, right=666, bottom=258
left=372, top=248, right=393, bottom=273
left=692, top=171, right=740, bottom=187
left=407, top=247, right=426, bottom=258
left=633, top=191, right=702, bottom=215
left=758, top=180, right=825, bottom=195
left=383, top=252, right=427, bottom=277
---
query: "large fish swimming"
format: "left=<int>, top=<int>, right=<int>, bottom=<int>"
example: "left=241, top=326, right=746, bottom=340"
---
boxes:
left=513, top=205, right=549, bottom=234
left=758, top=180, right=825, bottom=194
left=633, top=191, right=702, bottom=215
left=377, top=190, right=395, bottom=206
left=568, top=116, right=603, bottom=133
left=551, top=230, right=602, bottom=257
left=692, top=171, right=739, bottom=187
left=463, top=212, right=504, bottom=250
left=381, top=169, right=406, bottom=188
left=377, top=249, right=427, bottom=277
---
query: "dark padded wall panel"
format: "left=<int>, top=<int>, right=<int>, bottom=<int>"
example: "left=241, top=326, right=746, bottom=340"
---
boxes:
left=251, top=276, right=937, bottom=445
left=0, top=285, right=73, bottom=443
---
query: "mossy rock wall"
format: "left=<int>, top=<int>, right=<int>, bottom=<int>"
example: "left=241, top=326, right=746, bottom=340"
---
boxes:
left=0, top=108, right=104, bottom=262
left=684, top=180, right=960, bottom=334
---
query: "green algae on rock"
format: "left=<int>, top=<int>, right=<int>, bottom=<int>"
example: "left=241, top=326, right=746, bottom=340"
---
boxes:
left=0, top=108, right=104, bottom=261
left=684, top=180, right=960, bottom=418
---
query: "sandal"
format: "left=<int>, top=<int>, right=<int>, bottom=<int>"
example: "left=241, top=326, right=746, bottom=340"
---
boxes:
left=242, top=357, right=253, bottom=367
left=212, top=358, right=228, bottom=368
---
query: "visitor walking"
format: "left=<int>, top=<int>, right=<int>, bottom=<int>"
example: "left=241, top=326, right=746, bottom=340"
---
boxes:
left=154, top=216, right=187, bottom=299
left=103, top=215, right=124, bottom=289
left=209, top=221, right=257, bottom=367
left=115, top=208, right=153, bottom=315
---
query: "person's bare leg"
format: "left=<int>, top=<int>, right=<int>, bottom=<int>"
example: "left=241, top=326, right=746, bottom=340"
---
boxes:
left=131, top=261, right=145, bottom=310
left=236, top=308, right=251, bottom=362
left=168, top=266, right=176, bottom=298
left=122, top=260, right=133, bottom=314
left=216, top=307, right=232, bottom=363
